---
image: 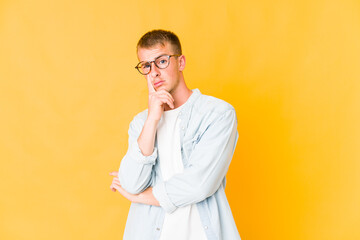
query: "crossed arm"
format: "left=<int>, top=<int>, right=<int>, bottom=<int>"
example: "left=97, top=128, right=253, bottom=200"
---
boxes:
left=110, top=81, right=173, bottom=206
left=110, top=171, right=159, bottom=206
left=110, top=108, right=238, bottom=210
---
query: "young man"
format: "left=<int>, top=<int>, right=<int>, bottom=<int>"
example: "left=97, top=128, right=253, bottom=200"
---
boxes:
left=110, top=29, right=241, bottom=240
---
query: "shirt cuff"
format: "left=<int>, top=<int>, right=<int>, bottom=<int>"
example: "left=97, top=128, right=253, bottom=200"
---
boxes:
left=153, top=181, right=177, bottom=214
left=130, top=140, right=158, bottom=165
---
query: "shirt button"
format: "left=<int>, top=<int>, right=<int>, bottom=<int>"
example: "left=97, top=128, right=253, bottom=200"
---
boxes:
left=181, top=127, right=185, bottom=130
left=204, top=225, right=208, bottom=230
left=179, top=112, right=182, bottom=115
left=156, top=227, right=160, bottom=231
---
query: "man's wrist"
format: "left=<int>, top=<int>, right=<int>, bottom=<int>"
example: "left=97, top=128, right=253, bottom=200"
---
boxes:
left=145, top=116, right=160, bottom=126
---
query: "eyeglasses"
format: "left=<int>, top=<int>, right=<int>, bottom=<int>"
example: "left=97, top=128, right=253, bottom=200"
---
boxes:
left=135, top=54, right=180, bottom=75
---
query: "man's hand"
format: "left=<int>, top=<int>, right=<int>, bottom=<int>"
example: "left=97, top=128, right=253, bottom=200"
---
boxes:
left=109, top=171, right=139, bottom=202
left=109, top=171, right=121, bottom=192
left=147, top=78, right=174, bottom=122
left=109, top=171, right=160, bottom=206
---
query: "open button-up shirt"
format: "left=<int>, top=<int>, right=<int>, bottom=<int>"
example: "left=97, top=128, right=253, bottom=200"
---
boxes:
left=118, top=89, right=241, bottom=240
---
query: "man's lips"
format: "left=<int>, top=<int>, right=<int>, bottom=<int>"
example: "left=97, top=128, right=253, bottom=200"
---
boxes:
left=154, top=80, right=164, bottom=88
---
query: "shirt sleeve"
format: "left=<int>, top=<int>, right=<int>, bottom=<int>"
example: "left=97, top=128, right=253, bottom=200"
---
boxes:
left=118, top=115, right=157, bottom=194
left=153, top=109, right=238, bottom=213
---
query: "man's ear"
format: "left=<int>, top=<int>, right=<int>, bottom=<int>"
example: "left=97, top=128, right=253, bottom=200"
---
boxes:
left=178, top=55, right=186, bottom=71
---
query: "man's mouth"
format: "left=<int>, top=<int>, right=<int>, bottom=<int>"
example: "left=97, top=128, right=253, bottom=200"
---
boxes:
left=154, top=80, right=164, bottom=88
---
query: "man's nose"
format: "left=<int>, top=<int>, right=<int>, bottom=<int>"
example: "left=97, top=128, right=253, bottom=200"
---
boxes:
left=150, top=62, right=160, bottom=77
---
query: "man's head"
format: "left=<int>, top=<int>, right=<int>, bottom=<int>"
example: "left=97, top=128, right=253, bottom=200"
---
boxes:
left=136, top=29, right=182, bottom=56
left=136, top=29, right=186, bottom=94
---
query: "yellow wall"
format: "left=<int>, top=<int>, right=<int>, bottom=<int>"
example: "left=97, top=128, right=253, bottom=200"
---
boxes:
left=1, top=0, right=359, bottom=239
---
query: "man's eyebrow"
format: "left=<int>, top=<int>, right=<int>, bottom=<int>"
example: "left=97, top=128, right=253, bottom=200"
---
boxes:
left=140, top=54, right=168, bottom=63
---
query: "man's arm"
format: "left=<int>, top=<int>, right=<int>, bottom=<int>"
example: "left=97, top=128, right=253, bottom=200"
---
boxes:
left=110, top=171, right=160, bottom=206
left=117, top=117, right=157, bottom=194
left=117, top=78, right=174, bottom=194
left=155, top=109, right=238, bottom=213
left=115, top=108, right=238, bottom=213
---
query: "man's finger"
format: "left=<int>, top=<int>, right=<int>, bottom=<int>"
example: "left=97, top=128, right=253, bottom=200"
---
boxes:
left=113, top=177, right=120, bottom=183
left=110, top=184, right=116, bottom=192
left=157, top=90, right=174, bottom=102
left=109, top=171, right=118, bottom=177
left=158, top=96, right=174, bottom=109
left=165, top=99, right=174, bottom=109
left=147, top=77, right=156, bottom=93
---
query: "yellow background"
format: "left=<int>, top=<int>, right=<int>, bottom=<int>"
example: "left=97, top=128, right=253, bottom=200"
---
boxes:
left=1, top=0, right=359, bottom=239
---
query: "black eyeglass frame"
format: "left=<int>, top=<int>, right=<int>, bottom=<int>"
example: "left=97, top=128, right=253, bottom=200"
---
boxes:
left=135, top=54, right=180, bottom=75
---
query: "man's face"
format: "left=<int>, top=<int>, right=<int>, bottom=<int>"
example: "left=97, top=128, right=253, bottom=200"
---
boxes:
left=137, top=43, right=182, bottom=93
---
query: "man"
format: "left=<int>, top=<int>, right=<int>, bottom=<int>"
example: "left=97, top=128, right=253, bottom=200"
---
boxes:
left=110, top=29, right=241, bottom=240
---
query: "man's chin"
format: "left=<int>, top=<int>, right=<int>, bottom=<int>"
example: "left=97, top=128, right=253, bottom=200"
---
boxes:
left=155, top=85, right=169, bottom=92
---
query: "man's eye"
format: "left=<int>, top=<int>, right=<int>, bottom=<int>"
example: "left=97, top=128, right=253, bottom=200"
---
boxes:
left=157, top=59, right=168, bottom=65
left=142, top=63, right=151, bottom=69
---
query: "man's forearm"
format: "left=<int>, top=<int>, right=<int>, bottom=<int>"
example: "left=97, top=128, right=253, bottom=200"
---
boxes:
left=136, top=187, right=160, bottom=206
left=111, top=173, right=160, bottom=206
left=137, top=118, right=158, bottom=156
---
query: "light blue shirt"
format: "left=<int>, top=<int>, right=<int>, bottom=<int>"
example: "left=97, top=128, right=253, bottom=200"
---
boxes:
left=118, top=89, right=241, bottom=240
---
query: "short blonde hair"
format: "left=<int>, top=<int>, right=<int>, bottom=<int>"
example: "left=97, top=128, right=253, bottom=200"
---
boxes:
left=137, top=29, right=182, bottom=55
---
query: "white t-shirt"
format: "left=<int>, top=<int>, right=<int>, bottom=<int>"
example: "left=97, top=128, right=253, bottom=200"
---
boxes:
left=157, top=105, right=207, bottom=240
